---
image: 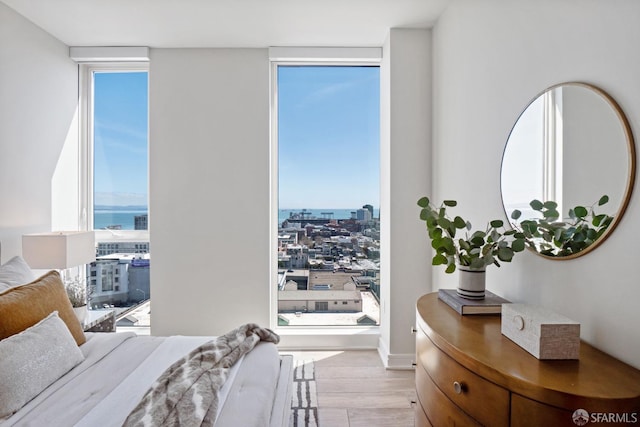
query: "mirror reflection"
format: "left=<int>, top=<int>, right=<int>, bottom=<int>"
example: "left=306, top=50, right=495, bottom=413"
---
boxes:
left=501, top=83, right=635, bottom=259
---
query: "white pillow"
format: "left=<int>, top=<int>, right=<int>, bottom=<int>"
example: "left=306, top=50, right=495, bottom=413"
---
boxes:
left=0, top=311, right=85, bottom=418
left=0, top=256, right=36, bottom=291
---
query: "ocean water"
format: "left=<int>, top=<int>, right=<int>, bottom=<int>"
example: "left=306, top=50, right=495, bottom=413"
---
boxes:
left=94, top=208, right=147, bottom=230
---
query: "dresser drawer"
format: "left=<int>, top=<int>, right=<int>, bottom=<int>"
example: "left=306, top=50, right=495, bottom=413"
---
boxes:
left=511, top=394, right=576, bottom=427
left=416, top=330, right=509, bottom=427
left=416, top=363, right=480, bottom=426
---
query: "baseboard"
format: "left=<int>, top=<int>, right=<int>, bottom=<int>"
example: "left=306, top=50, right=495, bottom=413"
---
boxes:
left=377, top=337, right=415, bottom=370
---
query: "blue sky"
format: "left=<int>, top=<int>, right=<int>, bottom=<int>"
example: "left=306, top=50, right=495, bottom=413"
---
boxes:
left=93, top=71, right=148, bottom=207
left=93, top=66, right=380, bottom=210
left=278, top=66, right=380, bottom=209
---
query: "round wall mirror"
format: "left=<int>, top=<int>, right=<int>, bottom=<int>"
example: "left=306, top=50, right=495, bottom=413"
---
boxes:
left=501, top=82, right=636, bottom=259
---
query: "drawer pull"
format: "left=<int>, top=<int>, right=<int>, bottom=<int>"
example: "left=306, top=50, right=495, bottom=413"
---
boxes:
left=453, top=381, right=467, bottom=394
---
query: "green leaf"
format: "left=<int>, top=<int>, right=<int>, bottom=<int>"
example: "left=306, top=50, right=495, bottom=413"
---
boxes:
left=490, top=219, right=504, bottom=228
left=497, top=247, right=514, bottom=262
left=417, top=197, right=430, bottom=208
left=470, top=258, right=486, bottom=269
left=512, top=239, right=526, bottom=252
left=543, top=209, right=560, bottom=220
left=530, top=199, right=544, bottom=210
left=481, top=243, right=493, bottom=256
left=543, top=201, right=558, bottom=210
left=426, top=216, right=438, bottom=228
left=419, top=209, right=430, bottom=221
left=437, top=217, right=452, bottom=229
left=433, top=236, right=455, bottom=255
left=471, top=230, right=486, bottom=239
left=441, top=237, right=456, bottom=255
left=453, top=216, right=466, bottom=228
left=573, top=231, right=586, bottom=242
left=521, top=221, right=537, bottom=235
left=598, top=195, right=609, bottom=206
left=470, top=235, right=486, bottom=247
left=574, top=206, right=588, bottom=218
left=445, top=263, right=456, bottom=274
left=443, top=200, right=457, bottom=207
left=432, top=254, right=448, bottom=265
left=511, top=210, right=522, bottom=220
left=592, top=214, right=605, bottom=227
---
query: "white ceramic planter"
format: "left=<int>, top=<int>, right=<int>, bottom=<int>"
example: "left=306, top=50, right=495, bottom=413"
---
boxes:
left=457, top=265, right=486, bottom=300
left=73, top=306, right=87, bottom=325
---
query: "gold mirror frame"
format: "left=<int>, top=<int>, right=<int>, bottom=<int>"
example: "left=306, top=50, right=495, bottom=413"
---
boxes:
left=500, top=82, right=636, bottom=260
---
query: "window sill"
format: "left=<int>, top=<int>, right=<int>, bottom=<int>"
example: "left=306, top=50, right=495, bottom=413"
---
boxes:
left=274, top=326, right=380, bottom=350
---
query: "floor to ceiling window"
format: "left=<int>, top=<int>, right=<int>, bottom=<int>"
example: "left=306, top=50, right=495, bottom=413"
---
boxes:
left=80, top=64, right=150, bottom=327
left=272, top=62, right=381, bottom=327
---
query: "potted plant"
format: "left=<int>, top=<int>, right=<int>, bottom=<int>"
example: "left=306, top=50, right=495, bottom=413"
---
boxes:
left=510, top=195, right=613, bottom=257
left=65, top=278, right=90, bottom=324
left=417, top=197, right=526, bottom=299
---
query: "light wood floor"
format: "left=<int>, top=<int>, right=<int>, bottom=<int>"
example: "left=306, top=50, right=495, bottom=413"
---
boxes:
left=281, top=350, right=416, bottom=427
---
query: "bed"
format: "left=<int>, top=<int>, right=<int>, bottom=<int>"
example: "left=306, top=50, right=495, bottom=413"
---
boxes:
left=0, top=256, right=293, bottom=427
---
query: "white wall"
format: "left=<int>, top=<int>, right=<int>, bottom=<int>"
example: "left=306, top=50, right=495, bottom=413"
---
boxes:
left=149, top=48, right=271, bottom=336
left=150, top=43, right=432, bottom=360
left=433, top=0, right=640, bottom=368
left=0, top=3, right=78, bottom=261
left=379, top=29, right=432, bottom=367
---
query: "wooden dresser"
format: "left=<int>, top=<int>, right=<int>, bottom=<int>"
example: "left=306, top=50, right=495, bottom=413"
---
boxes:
left=415, top=293, right=640, bottom=427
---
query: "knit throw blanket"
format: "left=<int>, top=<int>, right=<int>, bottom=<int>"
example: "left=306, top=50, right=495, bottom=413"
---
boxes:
left=123, top=323, right=280, bottom=427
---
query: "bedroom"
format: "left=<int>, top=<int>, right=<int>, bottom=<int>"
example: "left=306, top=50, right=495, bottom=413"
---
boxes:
left=1, top=0, right=640, bottom=425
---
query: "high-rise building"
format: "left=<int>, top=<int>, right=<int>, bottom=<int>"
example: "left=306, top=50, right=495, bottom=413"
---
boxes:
left=357, top=208, right=372, bottom=222
left=134, top=213, right=148, bottom=230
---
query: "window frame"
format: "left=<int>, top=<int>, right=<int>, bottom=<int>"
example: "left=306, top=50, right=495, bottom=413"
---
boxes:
left=269, top=48, right=382, bottom=334
left=79, top=62, right=150, bottom=243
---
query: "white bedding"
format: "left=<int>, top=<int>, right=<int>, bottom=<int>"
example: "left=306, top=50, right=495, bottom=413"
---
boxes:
left=2, top=332, right=280, bottom=427
left=75, top=335, right=244, bottom=427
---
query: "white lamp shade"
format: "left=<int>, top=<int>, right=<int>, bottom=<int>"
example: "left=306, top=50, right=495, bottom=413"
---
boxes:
left=22, top=231, right=96, bottom=269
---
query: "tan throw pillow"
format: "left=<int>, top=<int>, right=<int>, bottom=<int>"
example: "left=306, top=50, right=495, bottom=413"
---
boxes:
left=0, top=311, right=85, bottom=418
left=0, top=270, right=86, bottom=345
